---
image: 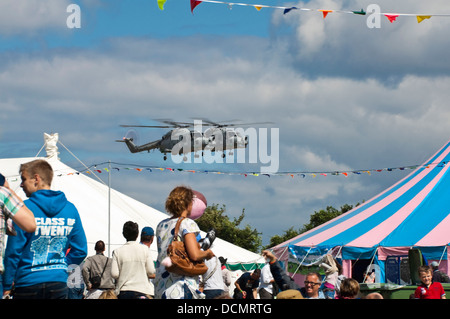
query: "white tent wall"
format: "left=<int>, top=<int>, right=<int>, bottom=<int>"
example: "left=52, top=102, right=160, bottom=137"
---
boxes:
left=0, top=134, right=264, bottom=269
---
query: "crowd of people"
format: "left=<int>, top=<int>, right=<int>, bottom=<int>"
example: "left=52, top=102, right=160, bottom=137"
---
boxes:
left=0, top=159, right=448, bottom=299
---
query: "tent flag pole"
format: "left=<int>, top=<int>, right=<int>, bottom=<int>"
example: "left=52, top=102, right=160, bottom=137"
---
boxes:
left=335, top=245, right=343, bottom=259
left=290, top=246, right=312, bottom=279
left=108, top=160, right=111, bottom=257
left=363, top=246, right=378, bottom=282
left=278, top=246, right=289, bottom=261
left=437, top=245, right=448, bottom=266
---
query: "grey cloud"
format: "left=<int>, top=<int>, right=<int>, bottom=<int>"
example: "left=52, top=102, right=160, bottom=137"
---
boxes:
left=270, top=0, right=450, bottom=81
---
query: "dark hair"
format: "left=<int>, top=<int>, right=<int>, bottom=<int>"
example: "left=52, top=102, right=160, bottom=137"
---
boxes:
left=94, top=240, right=105, bottom=252
left=140, top=234, right=153, bottom=243
left=339, top=278, right=360, bottom=298
left=122, top=221, right=139, bottom=241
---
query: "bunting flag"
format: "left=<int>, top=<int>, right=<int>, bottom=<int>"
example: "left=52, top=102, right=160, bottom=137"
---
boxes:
left=385, top=14, right=399, bottom=23
left=191, top=0, right=202, bottom=13
left=43, top=160, right=449, bottom=181
left=157, top=0, right=450, bottom=24
left=417, top=15, right=432, bottom=23
left=158, top=0, right=167, bottom=10
left=319, top=10, right=332, bottom=19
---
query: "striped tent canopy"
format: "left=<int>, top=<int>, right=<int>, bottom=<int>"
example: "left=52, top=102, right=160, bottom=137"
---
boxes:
left=273, top=138, right=450, bottom=282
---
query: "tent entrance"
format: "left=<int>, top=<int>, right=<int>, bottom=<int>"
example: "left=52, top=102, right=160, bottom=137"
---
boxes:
left=351, top=259, right=372, bottom=283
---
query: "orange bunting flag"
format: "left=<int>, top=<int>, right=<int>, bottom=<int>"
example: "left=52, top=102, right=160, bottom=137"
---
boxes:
left=319, top=10, right=332, bottom=19
left=417, top=15, right=431, bottom=23
left=254, top=6, right=262, bottom=11
left=385, top=14, right=399, bottom=23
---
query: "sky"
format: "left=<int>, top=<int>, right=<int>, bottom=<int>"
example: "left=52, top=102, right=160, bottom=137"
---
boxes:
left=2, top=0, right=450, bottom=246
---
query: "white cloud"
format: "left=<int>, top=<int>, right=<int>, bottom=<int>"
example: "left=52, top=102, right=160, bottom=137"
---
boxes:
left=0, top=0, right=72, bottom=35
left=271, top=0, right=450, bottom=80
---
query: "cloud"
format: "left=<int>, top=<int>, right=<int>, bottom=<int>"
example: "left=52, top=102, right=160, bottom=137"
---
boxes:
left=0, top=0, right=72, bottom=35
left=270, top=0, right=450, bottom=80
left=2, top=35, right=450, bottom=172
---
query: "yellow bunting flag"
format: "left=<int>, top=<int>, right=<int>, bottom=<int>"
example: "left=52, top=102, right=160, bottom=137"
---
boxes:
left=157, top=0, right=167, bottom=10
left=417, top=15, right=431, bottom=23
left=254, top=5, right=262, bottom=11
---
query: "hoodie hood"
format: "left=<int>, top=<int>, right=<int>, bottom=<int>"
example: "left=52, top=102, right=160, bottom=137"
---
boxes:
left=28, top=189, right=68, bottom=217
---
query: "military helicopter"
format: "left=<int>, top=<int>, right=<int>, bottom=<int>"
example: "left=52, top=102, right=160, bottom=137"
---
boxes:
left=117, top=119, right=271, bottom=161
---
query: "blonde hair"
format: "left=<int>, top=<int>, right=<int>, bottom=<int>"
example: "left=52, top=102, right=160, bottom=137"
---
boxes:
left=20, top=159, right=53, bottom=186
left=98, top=289, right=118, bottom=299
left=165, top=186, right=194, bottom=217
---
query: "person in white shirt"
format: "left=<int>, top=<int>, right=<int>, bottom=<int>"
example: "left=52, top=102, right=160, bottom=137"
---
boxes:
left=202, top=255, right=225, bottom=299
left=259, top=263, right=275, bottom=299
left=111, top=221, right=155, bottom=299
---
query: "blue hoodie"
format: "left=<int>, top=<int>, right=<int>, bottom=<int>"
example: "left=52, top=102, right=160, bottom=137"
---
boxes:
left=3, top=189, right=87, bottom=290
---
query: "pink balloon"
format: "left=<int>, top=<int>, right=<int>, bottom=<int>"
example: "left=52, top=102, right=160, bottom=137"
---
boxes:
left=190, top=190, right=207, bottom=220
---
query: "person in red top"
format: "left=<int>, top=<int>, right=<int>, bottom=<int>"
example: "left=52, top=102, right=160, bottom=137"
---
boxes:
left=414, top=265, right=446, bottom=299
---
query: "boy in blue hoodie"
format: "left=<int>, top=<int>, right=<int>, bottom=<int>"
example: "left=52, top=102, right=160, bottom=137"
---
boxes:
left=2, top=159, right=87, bottom=299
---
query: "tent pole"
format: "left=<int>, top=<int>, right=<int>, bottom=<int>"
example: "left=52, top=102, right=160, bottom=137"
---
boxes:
left=278, top=246, right=289, bottom=261
left=108, top=160, right=111, bottom=257
left=290, top=246, right=312, bottom=279
left=437, top=245, right=447, bottom=266
left=363, top=247, right=378, bottom=283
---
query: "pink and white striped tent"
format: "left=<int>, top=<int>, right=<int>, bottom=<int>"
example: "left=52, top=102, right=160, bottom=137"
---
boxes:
left=273, top=139, right=450, bottom=283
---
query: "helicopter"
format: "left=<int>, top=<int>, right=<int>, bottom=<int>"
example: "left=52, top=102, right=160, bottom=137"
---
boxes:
left=117, top=119, right=271, bottom=161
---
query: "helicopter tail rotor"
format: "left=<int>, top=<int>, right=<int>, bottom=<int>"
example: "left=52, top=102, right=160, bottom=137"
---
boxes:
left=124, top=129, right=139, bottom=145
left=116, top=129, right=140, bottom=153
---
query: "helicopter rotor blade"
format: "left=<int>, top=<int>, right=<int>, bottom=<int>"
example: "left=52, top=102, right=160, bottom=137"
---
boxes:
left=191, top=118, right=273, bottom=127
left=120, top=124, right=173, bottom=128
left=120, top=119, right=274, bottom=129
left=120, top=119, right=194, bottom=129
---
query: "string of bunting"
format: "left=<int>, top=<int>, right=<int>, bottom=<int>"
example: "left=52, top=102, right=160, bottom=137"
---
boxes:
left=157, top=0, right=450, bottom=24
left=47, top=160, right=448, bottom=179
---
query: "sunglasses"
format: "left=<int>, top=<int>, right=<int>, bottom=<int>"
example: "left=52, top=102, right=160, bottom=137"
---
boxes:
left=304, top=281, right=320, bottom=286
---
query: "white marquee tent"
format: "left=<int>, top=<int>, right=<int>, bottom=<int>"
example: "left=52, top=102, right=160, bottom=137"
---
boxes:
left=1, top=133, right=264, bottom=270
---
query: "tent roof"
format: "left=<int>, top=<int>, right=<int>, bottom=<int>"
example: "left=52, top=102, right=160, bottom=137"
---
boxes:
left=274, top=138, right=450, bottom=259
left=1, top=137, right=264, bottom=268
